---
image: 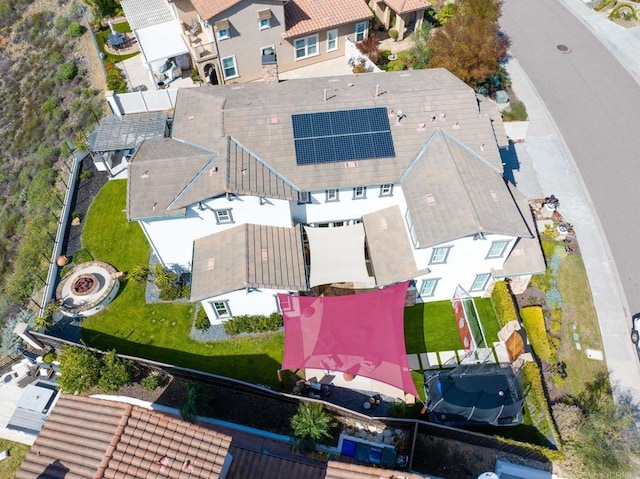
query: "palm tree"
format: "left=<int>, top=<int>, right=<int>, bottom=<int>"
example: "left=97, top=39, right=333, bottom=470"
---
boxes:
left=290, top=402, right=335, bottom=453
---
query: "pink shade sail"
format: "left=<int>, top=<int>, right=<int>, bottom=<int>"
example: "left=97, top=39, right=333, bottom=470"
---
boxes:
left=279, top=282, right=418, bottom=397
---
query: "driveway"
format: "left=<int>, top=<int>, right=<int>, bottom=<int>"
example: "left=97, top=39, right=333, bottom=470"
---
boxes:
left=501, top=0, right=640, bottom=399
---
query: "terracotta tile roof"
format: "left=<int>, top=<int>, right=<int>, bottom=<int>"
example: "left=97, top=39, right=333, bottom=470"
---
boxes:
left=190, top=223, right=307, bottom=301
left=190, top=0, right=286, bottom=21
left=284, top=0, right=373, bottom=38
left=325, top=460, right=433, bottom=478
left=384, top=0, right=432, bottom=14
left=16, top=395, right=232, bottom=479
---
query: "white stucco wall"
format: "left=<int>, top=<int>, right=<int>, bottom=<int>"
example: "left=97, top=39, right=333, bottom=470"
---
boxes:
left=140, top=195, right=292, bottom=267
left=411, top=233, right=518, bottom=302
left=291, top=185, right=407, bottom=224
left=201, top=287, right=285, bottom=323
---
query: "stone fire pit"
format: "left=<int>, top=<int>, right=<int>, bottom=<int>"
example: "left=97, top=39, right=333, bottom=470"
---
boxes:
left=56, top=261, right=120, bottom=317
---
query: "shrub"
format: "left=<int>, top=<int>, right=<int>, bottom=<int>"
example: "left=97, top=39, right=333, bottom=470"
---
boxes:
left=105, top=61, right=127, bottom=93
left=42, top=351, right=57, bottom=363
left=71, top=211, right=81, bottom=220
left=291, top=402, right=336, bottom=452
left=68, top=22, right=85, bottom=37
left=223, top=313, right=283, bottom=335
left=190, top=67, right=202, bottom=83
left=58, top=345, right=101, bottom=393
left=129, top=264, right=150, bottom=283
left=436, top=3, right=457, bottom=24
left=57, top=62, right=78, bottom=82
left=98, top=350, right=131, bottom=393
left=521, top=306, right=552, bottom=361
left=152, top=264, right=178, bottom=289
left=388, top=28, right=398, bottom=40
left=0, top=309, right=35, bottom=355
left=385, top=59, right=406, bottom=71
left=521, top=362, right=561, bottom=446
left=79, top=170, right=93, bottom=180
left=356, top=35, right=381, bottom=63
left=502, top=100, right=528, bottom=121
left=195, top=306, right=210, bottom=331
left=491, top=280, right=518, bottom=327
left=594, top=0, right=616, bottom=10
left=141, top=373, right=160, bottom=391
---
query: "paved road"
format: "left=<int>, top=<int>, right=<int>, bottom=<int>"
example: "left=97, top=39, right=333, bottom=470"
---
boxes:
left=501, top=0, right=640, bottom=398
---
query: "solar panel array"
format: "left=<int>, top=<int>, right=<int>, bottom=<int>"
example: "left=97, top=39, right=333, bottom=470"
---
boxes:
left=292, top=107, right=395, bottom=165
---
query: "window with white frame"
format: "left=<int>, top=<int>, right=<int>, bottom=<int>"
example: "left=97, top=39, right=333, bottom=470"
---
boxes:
left=259, top=17, right=270, bottom=29
left=211, top=300, right=232, bottom=318
left=355, top=21, right=367, bottom=42
left=470, top=273, right=491, bottom=291
left=429, top=246, right=452, bottom=264
left=221, top=56, right=238, bottom=79
left=325, top=189, right=339, bottom=202
left=487, top=240, right=509, bottom=259
left=405, top=210, right=418, bottom=246
left=215, top=20, right=230, bottom=40
left=420, top=278, right=439, bottom=297
left=298, top=191, right=311, bottom=204
left=214, top=208, right=234, bottom=224
left=353, top=186, right=367, bottom=199
left=295, top=34, right=319, bottom=60
left=327, top=29, right=338, bottom=52
left=258, top=9, right=271, bottom=29
left=380, top=184, right=393, bottom=197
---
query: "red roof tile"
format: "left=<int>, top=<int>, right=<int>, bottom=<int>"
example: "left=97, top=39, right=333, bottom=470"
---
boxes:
left=325, top=461, right=434, bottom=478
left=15, top=395, right=232, bottom=479
left=190, top=0, right=286, bottom=21
left=384, top=0, right=432, bottom=14
left=284, top=0, right=373, bottom=38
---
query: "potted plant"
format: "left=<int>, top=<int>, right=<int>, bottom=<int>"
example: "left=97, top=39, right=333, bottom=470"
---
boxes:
left=389, top=28, right=398, bottom=41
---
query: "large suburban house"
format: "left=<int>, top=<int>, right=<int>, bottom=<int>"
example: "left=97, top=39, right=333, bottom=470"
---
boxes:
left=120, top=0, right=373, bottom=87
left=123, top=68, right=545, bottom=324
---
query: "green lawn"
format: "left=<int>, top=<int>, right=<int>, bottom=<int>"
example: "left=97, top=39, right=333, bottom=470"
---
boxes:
left=0, top=440, right=29, bottom=477
left=79, top=181, right=502, bottom=391
left=405, top=298, right=500, bottom=354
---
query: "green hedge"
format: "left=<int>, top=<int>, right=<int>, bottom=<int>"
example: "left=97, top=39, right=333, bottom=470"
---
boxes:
left=223, top=313, right=283, bottom=336
left=594, top=0, right=616, bottom=10
left=491, top=280, right=518, bottom=327
left=521, top=362, right=561, bottom=447
left=195, top=306, right=210, bottom=331
left=521, top=306, right=552, bottom=361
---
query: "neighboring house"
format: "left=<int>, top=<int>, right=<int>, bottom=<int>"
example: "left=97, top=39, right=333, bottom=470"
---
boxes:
left=169, top=0, right=372, bottom=84
left=369, top=0, right=432, bottom=41
left=125, top=69, right=545, bottom=324
left=15, top=394, right=435, bottom=479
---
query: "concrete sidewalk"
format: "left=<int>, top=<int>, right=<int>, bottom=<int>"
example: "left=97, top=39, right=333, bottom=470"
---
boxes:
left=508, top=0, right=640, bottom=402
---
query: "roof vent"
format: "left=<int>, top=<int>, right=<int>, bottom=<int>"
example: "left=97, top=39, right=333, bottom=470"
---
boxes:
left=426, top=194, right=437, bottom=206
left=439, top=113, right=446, bottom=120
left=152, top=202, right=157, bottom=211
left=262, top=248, right=269, bottom=261
left=240, top=167, right=247, bottom=176
left=417, top=123, right=426, bottom=131
left=187, top=114, right=195, bottom=121
left=268, top=116, right=279, bottom=124
left=453, top=122, right=460, bottom=129
left=490, top=190, right=499, bottom=202
left=380, top=218, right=388, bottom=230
left=141, top=171, right=149, bottom=178
left=207, top=257, right=215, bottom=270
left=209, top=166, right=218, bottom=176
left=344, top=161, right=359, bottom=169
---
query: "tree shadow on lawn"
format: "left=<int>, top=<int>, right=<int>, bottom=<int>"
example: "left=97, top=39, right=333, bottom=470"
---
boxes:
left=79, top=329, right=285, bottom=388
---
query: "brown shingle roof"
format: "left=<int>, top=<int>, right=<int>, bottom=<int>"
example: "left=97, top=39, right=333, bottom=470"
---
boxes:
left=127, top=138, right=223, bottom=220
left=384, top=0, right=432, bottom=14
left=16, top=395, right=232, bottom=479
left=400, top=129, right=532, bottom=248
left=227, top=446, right=326, bottom=479
left=190, top=223, right=307, bottom=301
left=363, top=206, right=428, bottom=285
left=325, top=461, right=433, bottom=479
left=284, top=0, right=373, bottom=38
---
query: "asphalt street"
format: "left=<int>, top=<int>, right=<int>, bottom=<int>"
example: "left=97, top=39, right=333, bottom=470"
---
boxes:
left=501, top=0, right=640, bottom=398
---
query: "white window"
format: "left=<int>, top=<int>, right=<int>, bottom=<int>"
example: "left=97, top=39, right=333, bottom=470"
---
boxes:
left=217, top=28, right=230, bottom=40
left=221, top=56, right=238, bottom=79
left=327, top=29, right=338, bottom=52
left=258, top=9, right=272, bottom=29
left=405, top=210, right=418, bottom=247
left=380, top=184, right=393, bottom=197
left=259, top=17, right=270, bottom=29
left=429, top=246, right=452, bottom=264
left=295, top=34, right=319, bottom=60
left=325, top=189, right=339, bottom=202
left=355, top=21, right=367, bottom=42
left=470, top=273, right=491, bottom=292
left=353, top=186, right=367, bottom=199
left=214, top=209, right=234, bottom=224
left=212, top=300, right=231, bottom=318
left=420, top=278, right=439, bottom=297
left=298, top=191, right=311, bottom=204
left=487, top=240, right=509, bottom=259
